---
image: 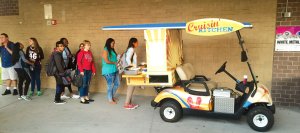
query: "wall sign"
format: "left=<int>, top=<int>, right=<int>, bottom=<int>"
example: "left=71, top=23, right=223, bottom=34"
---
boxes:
left=275, top=26, right=300, bottom=51
left=186, top=18, right=244, bottom=36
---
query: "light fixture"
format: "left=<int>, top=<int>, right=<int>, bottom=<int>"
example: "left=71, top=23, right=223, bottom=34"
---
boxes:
left=283, top=0, right=292, bottom=18
left=44, top=4, right=52, bottom=19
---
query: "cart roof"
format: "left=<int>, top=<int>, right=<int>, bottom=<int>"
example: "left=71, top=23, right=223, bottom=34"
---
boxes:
left=102, top=22, right=252, bottom=31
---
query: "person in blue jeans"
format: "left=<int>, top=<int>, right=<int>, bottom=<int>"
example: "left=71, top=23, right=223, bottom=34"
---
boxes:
left=25, top=38, right=44, bottom=96
left=101, top=38, right=120, bottom=104
left=77, top=40, right=96, bottom=104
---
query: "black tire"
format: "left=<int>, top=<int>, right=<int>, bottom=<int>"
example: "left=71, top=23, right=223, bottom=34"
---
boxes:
left=159, top=100, right=182, bottom=122
left=247, top=106, right=274, bottom=132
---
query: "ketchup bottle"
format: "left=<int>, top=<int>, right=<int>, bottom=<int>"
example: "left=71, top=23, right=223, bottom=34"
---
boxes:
left=243, top=75, right=248, bottom=85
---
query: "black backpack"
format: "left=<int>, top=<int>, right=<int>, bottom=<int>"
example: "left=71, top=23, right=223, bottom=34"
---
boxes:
left=46, top=52, right=57, bottom=76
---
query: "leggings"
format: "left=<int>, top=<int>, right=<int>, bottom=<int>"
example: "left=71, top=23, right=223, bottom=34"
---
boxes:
left=14, top=68, right=31, bottom=96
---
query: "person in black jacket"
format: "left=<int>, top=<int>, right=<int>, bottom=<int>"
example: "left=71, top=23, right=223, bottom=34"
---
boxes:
left=59, top=38, right=80, bottom=99
left=53, top=41, right=67, bottom=104
left=25, top=37, right=44, bottom=96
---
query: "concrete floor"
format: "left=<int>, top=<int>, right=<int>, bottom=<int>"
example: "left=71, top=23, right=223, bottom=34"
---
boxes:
left=0, top=88, right=299, bottom=133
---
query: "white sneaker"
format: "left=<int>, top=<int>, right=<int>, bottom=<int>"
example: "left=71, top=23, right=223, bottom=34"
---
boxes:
left=61, top=95, right=70, bottom=99
left=72, top=94, right=80, bottom=99
left=18, top=97, right=23, bottom=100
left=22, top=95, right=32, bottom=101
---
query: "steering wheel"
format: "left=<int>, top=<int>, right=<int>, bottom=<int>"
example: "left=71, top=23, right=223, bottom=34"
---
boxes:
left=215, top=61, right=227, bottom=75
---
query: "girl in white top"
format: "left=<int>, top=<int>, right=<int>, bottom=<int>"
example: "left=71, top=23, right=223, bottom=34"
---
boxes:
left=124, top=38, right=139, bottom=109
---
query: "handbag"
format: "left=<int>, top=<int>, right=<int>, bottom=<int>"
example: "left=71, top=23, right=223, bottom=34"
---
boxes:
left=72, top=71, right=83, bottom=87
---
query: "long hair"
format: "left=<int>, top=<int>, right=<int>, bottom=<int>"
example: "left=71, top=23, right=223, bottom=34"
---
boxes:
left=11, top=42, right=21, bottom=65
left=127, top=37, right=138, bottom=50
left=30, top=37, right=41, bottom=53
left=104, top=38, right=116, bottom=57
left=60, top=38, right=68, bottom=46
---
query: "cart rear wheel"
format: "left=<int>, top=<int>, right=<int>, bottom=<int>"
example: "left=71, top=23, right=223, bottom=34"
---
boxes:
left=160, top=100, right=182, bottom=122
left=247, top=106, right=274, bottom=132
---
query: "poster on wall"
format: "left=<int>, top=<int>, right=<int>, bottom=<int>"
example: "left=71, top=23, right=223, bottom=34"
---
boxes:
left=275, top=26, right=300, bottom=51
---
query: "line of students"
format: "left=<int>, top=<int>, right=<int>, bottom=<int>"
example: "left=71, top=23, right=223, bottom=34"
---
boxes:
left=51, top=39, right=96, bottom=104
left=1, top=33, right=141, bottom=109
left=102, top=37, right=140, bottom=109
left=0, top=34, right=44, bottom=100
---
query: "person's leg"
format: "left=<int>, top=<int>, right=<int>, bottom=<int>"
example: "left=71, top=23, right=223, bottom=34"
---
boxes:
left=2, top=68, right=12, bottom=95
left=67, top=85, right=73, bottom=93
left=55, top=84, right=63, bottom=102
left=30, top=70, right=35, bottom=94
left=79, top=71, right=89, bottom=103
left=84, top=70, right=92, bottom=99
left=104, top=73, right=114, bottom=102
left=112, top=72, right=120, bottom=100
left=125, top=86, right=135, bottom=105
left=15, top=69, right=24, bottom=97
left=35, top=68, right=42, bottom=95
left=9, top=67, right=18, bottom=95
left=23, top=70, right=31, bottom=96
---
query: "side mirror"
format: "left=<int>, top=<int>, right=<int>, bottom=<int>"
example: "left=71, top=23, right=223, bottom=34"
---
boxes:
left=241, top=51, right=248, bottom=62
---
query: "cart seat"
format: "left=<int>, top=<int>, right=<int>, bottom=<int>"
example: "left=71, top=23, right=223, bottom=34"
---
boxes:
left=176, top=63, right=217, bottom=95
left=188, top=81, right=217, bottom=92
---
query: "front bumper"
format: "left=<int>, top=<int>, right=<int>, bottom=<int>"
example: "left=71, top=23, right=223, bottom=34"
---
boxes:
left=268, top=104, right=276, bottom=114
left=151, top=100, right=158, bottom=107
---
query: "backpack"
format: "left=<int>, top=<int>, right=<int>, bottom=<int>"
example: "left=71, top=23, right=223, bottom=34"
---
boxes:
left=45, top=52, right=57, bottom=76
left=117, top=50, right=134, bottom=74
left=117, top=51, right=128, bottom=74
left=65, top=47, right=77, bottom=70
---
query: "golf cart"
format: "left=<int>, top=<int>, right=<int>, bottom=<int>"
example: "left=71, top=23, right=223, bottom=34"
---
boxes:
left=102, top=18, right=275, bottom=132
left=151, top=19, right=275, bottom=132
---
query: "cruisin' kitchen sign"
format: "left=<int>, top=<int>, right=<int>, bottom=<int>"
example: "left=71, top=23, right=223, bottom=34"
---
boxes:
left=186, top=18, right=245, bottom=36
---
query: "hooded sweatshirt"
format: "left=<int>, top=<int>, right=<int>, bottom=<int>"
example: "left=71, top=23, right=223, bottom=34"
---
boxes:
left=77, top=49, right=96, bottom=73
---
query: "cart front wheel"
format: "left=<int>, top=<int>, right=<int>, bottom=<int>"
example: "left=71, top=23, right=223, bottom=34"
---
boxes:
left=247, top=106, right=274, bottom=132
left=160, top=101, right=182, bottom=122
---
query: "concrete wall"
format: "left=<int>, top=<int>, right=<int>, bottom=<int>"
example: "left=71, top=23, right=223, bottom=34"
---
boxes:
left=0, top=0, right=277, bottom=96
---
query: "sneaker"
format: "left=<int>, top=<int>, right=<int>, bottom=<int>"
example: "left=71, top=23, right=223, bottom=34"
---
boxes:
left=54, top=100, right=66, bottom=105
left=28, top=91, right=33, bottom=96
left=61, top=95, right=70, bottom=99
left=13, top=89, right=18, bottom=95
left=37, top=91, right=42, bottom=96
left=18, top=97, right=23, bottom=100
left=130, top=103, right=139, bottom=108
left=124, top=104, right=136, bottom=109
left=109, top=101, right=117, bottom=104
left=71, top=94, right=80, bottom=99
left=80, top=100, right=89, bottom=104
left=22, top=95, right=32, bottom=101
left=2, top=89, right=11, bottom=95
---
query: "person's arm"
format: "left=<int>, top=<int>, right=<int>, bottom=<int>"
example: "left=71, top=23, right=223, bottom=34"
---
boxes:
left=102, top=50, right=116, bottom=64
left=77, top=51, right=84, bottom=73
left=5, top=44, right=12, bottom=55
left=125, top=48, right=134, bottom=66
left=39, top=47, right=44, bottom=60
left=20, top=51, right=33, bottom=65
left=53, top=53, right=65, bottom=74
left=90, top=52, right=96, bottom=75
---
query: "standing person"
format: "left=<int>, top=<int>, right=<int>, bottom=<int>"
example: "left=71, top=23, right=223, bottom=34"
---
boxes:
left=77, top=40, right=96, bottom=104
left=53, top=41, right=67, bottom=104
left=0, top=33, right=18, bottom=96
left=12, top=42, right=33, bottom=100
left=124, top=38, right=139, bottom=109
left=26, top=38, right=44, bottom=96
left=59, top=38, right=79, bottom=99
left=102, top=38, right=119, bottom=104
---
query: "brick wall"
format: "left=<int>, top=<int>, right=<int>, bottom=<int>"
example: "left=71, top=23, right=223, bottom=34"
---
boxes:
left=0, top=0, right=277, bottom=96
left=0, top=0, right=19, bottom=16
left=272, top=0, right=300, bottom=107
